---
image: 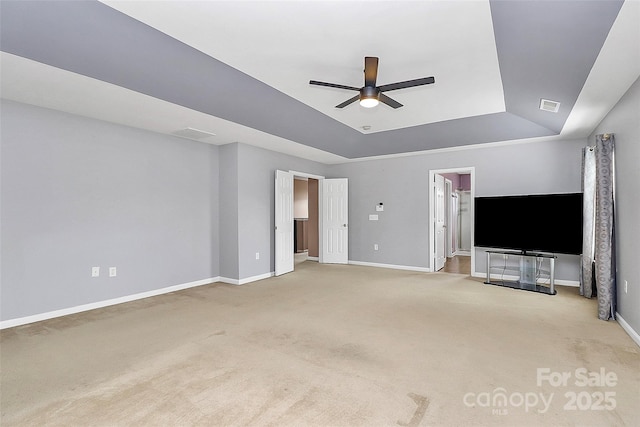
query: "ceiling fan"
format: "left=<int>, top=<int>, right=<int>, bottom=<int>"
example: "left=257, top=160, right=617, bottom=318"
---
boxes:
left=309, top=56, right=435, bottom=109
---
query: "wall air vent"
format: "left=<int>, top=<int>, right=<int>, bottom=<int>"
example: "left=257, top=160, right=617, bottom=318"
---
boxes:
left=539, top=99, right=560, bottom=113
left=172, top=127, right=217, bottom=140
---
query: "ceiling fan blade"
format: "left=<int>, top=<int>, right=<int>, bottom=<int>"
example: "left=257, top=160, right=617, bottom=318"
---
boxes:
left=378, top=76, right=435, bottom=92
left=364, top=57, right=378, bottom=87
left=335, top=95, right=360, bottom=108
left=379, top=93, right=403, bottom=109
left=309, top=80, right=360, bottom=91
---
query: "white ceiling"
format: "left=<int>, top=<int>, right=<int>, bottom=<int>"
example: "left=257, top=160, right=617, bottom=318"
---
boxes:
left=101, top=0, right=506, bottom=134
left=1, top=1, right=639, bottom=163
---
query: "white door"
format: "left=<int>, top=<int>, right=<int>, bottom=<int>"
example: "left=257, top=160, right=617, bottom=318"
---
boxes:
left=275, top=170, right=294, bottom=276
left=321, top=178, right=348, bottom=264
left=445, top=179, right=453, bottom=258
left=435, top=174, right=446, bottom=271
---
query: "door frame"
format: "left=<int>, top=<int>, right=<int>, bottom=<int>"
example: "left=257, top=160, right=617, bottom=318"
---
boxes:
left=428, top=167, right=475, bottom=274
left=290, top=170, right=324, bottom=263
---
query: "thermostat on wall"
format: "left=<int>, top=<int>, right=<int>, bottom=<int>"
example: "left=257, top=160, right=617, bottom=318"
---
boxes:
left=376, top=203, right=384, bottom=212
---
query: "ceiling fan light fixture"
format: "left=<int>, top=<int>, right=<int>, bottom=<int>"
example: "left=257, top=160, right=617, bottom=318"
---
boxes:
left=360, top=97, right=379, bottom=108
left=359, top=86, right=380, bottom=108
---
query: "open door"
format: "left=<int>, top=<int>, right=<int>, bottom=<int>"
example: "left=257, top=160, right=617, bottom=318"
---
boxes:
left=321, top=178, right=348, bottom=264
left=445, top=179, right=453, bottom=258
left=275, top=170, right=294, bottom=276
left=429, top=168, right=475, bottom=274
left=434, top=174, right=446, bottom=271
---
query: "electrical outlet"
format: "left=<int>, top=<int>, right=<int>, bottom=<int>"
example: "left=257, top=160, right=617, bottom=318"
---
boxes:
left=256, top=252, right=260, bottom=260
left=109, top=267, right=117, bottom=277
left=92, top=267, right=100, bottom=277
left=374, top=244, right=379, bottom=251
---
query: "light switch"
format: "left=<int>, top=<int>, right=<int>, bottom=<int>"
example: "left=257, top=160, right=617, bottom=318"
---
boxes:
left=376, top=204, right=384, bottom=212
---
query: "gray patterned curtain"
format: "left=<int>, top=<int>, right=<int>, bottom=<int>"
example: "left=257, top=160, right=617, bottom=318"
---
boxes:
left=581, top=134, right=616, bottom=320
left=581, top=147, right=596, bottom=298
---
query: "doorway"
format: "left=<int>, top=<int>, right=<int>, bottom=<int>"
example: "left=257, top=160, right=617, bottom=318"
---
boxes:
left=293, top=176, right=318, bottom=264
left=275, top=170, right=349, bottom=276
left=428, top=167, right=475, bottom=274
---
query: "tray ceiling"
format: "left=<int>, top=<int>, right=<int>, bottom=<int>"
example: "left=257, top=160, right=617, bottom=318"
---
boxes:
left=1, top=0, right=638, bottom=161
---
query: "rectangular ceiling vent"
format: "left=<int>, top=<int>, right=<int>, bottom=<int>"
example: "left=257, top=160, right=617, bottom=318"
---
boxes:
left=539, top=99, right=560, bottom=113
left=172, top=127, right=217, bottom=140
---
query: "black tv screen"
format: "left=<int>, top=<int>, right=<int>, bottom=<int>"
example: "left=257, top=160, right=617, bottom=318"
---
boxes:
left=474, top=193, right=583, bottom=255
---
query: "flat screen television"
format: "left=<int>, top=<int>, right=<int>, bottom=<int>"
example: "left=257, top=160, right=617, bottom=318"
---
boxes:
left=474, top=193, right=583, bottom=255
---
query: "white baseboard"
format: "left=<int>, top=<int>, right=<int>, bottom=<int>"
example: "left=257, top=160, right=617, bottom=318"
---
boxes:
left=471, top=272, right=579, bottom=287
left=0, top=277, right=219, bottom=330
left=349, top=260, right=431, bottom=273
left=0, top=268, right=588, bottom=330
left=616, top=312, right=640, bottom=348
left=307, top=256, right=319, bottom=261
left=1, top=272, right=280, bottom=329
left=219, top=271, right=274, bottom=286
left=554, top=279, right=580, bottom=287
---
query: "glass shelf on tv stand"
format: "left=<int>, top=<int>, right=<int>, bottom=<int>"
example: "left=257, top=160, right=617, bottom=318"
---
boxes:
left=484, top=250, right=557, bottom=295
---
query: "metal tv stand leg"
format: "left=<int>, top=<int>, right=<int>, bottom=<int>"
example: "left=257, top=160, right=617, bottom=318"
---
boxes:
left=550, top=257, right=555, bottom=295
left=486, top=251, right=491, bottom=284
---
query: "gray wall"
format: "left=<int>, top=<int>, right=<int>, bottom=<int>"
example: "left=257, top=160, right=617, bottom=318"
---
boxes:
left=2, top=97, right=621, bottom=324
left=1, top=101, right=219, bottom=321
left=236, top=143, right=327, bottom=279
left=589, top=77, right=640, bottom=336
left=329, top=138, right=586, bottom=280
left=329, top=157, right=431, bottom=269
left=218, top=143, right=239, bottom=280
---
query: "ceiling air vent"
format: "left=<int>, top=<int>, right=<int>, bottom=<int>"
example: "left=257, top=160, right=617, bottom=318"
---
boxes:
left=172, top=127, right=217, bottom=140
left=539, top=99, right=560, bottom=113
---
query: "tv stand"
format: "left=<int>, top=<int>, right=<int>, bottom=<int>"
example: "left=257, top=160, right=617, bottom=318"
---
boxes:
left=484, top=250, right=556, bottom=295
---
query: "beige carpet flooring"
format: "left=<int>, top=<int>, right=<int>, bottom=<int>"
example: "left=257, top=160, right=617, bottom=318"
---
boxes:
left=1, top=261, right=639, bottom=426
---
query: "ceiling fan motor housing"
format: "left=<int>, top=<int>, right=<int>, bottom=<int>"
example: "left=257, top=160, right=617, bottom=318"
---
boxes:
left=360, top=86, right=380, bottom=101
